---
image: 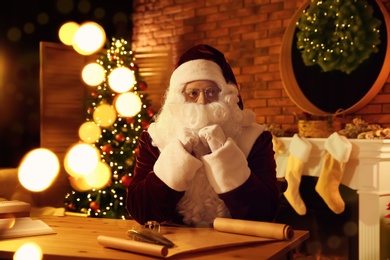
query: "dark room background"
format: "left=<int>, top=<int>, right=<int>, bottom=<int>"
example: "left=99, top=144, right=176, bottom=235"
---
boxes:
left=0, top=0, right=133, bottom=167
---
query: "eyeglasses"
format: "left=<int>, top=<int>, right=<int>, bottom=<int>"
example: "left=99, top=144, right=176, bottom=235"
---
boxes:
left=182, top=87, right=221, bottom=102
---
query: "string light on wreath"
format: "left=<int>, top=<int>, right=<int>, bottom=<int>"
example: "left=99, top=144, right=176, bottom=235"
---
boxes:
left=296, top=0, right=382, bottom=74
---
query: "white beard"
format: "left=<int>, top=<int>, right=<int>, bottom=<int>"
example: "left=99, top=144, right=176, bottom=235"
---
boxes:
left=148, top=92, right=256, bottom=226
left=176, top=169, right=231, bottom=227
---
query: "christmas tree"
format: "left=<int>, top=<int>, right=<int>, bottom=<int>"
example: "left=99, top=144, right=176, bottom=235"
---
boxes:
left=64, top=38, right=154, bottom=219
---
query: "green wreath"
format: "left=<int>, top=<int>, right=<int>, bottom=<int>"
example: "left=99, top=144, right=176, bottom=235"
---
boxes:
left=296, top=0, right=382, bottom=74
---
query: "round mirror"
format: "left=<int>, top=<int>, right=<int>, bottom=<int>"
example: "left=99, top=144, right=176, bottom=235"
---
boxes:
left=280, top=0, right=390, bottom=116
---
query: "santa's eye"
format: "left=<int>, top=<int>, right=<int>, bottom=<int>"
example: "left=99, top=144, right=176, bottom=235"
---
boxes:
left=182, top=87, right=220, bottom=102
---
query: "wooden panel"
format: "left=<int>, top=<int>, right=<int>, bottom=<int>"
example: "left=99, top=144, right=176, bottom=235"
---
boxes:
left=38, top=42, right=92, bottom=207
left=134, top=50, right=172, bottom=112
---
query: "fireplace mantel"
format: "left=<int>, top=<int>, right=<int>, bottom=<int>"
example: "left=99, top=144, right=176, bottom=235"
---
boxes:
left=276, top=137, right=390, bottom=259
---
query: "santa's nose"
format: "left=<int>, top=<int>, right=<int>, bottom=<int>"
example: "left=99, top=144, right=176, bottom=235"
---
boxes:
left=196, top=91, right=208, bottom=104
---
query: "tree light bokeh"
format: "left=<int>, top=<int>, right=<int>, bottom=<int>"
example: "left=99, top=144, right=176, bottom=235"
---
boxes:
left=58, top=22, right=80, bottom=46
left=64, top=143, right=100, bottom=178
left=108, top=67, right=136, bottom=93
left=114, top=92, right=142, bottom=117
left=84, top=161, right=111, bottom=189
left=81, top=63, right=106, bottom=87
left=93, top=104, right=117, bottom=128
left=18, top=148, right=60, bottom=192
left=78, top=121, right=102, bottom=144
left=72, top=22, right=106, bottom=55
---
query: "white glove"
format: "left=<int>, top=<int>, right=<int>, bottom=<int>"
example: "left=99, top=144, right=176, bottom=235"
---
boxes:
left=199, top=124, right=226, bottom=152
left=178, top=130, right=199, bottom=154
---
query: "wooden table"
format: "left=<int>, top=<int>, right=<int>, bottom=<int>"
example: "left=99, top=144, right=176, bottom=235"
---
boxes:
left=0, top=216, right=309, bottom=259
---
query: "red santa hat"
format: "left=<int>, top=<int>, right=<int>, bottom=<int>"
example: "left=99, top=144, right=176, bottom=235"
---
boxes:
left=169, top=44, right=244, bottom=109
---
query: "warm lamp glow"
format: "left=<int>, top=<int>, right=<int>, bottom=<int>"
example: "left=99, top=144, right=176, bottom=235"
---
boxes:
left=78, top=121, right=101, bottom=143
left=114, top=92, right=142, bottom=117
left=18, top=148, right=60, bottom=192
left=93, top=104, right=117, bottom=127
left=81, top=63, right=105, bottom=86
left=84, top=161, right=111, bottom=189
left=64, top=143, right=100, bottom=177
left=58, top=21, right=80, bottom=46
left=72, top=22, right=106, bottom=55
left=14, top=242, right=43, bottom=260
left=107, top=67, right=136, bottom=93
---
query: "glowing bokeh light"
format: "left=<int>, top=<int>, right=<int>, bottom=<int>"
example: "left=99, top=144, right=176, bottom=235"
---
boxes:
left=58, top=21, right=80, bottom=46
left=68, top=176, right=92, bottom=192
left=14, top=242, right=43, bottom=260
left=64, top=143, right=100, bottom=177
left=72, top=22, right=106, bottom=55
left=78, top=121, right=101, bottom=143
left=84, top=161, right=111, bottom=189
left=18, top=148, right=60, bottom=192
left=114, top=92, right=142, bottom=117
left=93, top=104, right=117, bottom=128
left=107, top=67, right=136, bottom=93
left=81, top=63, right=105, bottom=87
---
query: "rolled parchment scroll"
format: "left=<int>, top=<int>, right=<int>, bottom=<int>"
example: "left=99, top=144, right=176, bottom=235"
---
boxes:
left=213, top=217, right=294, bottom=240
left=97, top=235, right=168, bottom=257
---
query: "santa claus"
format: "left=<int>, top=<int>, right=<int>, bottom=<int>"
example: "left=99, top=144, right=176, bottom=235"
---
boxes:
left=126, top=44, right=280, bottom=227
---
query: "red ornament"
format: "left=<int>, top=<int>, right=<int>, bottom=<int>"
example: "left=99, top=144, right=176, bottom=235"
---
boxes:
left=67, top=203, right=76, bottom=211
left=138, top=81, right=148, bottom=91
left=126, top=117, right=135, bottom=125
left=91, top=91, right=98, bottom=98
left=102, top=144, right=113, bottom=154
left=121, top=175, right=131, bottom=187
left=89, top=201, right=100, bottom=212
left=87, top=107, right=94, bottom=114
left=147, top=108, right=154, bottom=117
left=116, top=133, right=125, bottom=142
left=131, top=64, right=139, bottom=71
left=141, top=120, right=151, bottom=129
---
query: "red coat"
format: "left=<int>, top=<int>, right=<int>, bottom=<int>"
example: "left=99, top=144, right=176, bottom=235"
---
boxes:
left=126, top=129, right=280, bottom=225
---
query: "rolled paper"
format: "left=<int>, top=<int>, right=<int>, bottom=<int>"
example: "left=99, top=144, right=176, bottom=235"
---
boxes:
left=213, top=218, right=294, bottom=240
left=97, top=235, right=168, bottom=257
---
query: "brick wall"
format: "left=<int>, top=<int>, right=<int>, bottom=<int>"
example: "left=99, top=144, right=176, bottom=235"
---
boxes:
left=131, top=0, right=390, bottom=135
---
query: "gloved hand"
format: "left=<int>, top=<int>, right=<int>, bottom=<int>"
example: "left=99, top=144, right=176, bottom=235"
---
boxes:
left=178, top=130, right=199, bottom=154
left=199, top=124, right=226, bottom=152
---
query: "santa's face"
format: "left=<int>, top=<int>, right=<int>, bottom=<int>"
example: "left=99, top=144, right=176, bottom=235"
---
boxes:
left=182, top=80, right=221, bottom=104
left=148, top=80, right=251, bottom=150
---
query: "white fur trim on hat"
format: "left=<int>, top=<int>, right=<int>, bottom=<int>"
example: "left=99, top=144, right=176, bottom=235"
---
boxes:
left=324, top=132, right=352, bottom=163
left=170, top=59, right=227, bottom=92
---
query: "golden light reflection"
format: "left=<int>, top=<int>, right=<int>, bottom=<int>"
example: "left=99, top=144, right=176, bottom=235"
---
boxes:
left=13, top=242, right=42, bottom=260
left=18, top=148, right=60, bottom=192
